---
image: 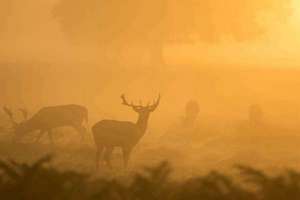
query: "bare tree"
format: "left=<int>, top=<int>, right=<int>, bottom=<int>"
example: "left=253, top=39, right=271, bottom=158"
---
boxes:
left=53, top=0, right=291, bottom=65
left=92, top=94, right=160, bottom=169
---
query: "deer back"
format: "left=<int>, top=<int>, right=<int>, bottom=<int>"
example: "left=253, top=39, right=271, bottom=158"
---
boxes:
left=29, top=104, right=88, bottom=130
left=92, top=120, right=142, bottom=146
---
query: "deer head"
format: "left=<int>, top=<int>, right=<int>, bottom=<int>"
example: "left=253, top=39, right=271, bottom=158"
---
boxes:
left=121, top=94, right=160, bottom=131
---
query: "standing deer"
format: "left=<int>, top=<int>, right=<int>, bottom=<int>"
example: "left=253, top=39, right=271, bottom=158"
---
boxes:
left=92, top=94, right=160, bottom=169
left=3, top=105, right=88, bottom=143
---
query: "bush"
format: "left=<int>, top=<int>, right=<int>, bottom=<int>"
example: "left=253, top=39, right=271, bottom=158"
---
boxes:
left=0, top=156, right=299, bottom=200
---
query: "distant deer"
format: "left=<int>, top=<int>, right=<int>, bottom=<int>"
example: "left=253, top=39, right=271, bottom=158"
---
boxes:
left=92, top=94, right=160, bottom=169
left=3, top=105, right=88, bottom=143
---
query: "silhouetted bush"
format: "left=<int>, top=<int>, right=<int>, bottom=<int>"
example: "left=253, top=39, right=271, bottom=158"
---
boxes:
left=0, top=156, right=300, bottom=200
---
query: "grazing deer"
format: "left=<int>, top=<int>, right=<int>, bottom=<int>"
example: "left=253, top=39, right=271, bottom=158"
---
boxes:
left=3, top=105, right=88, bottom=143
left=92, top=94, right=160, bottom=169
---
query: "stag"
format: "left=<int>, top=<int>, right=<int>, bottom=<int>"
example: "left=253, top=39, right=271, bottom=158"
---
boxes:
left=92, top=94, right=160, bottom=169
left=3, top=105, right=88, bottom=143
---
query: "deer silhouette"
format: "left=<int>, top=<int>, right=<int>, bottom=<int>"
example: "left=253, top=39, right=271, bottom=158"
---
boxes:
left=92, top=94, right=160, bottom=169
left=3, top=105, right=88, bottom=143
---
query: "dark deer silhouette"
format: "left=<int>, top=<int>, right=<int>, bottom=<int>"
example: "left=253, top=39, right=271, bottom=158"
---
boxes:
left=3, top=105, right=88, bottom=143
left=92, top=94, right=160, bottom=169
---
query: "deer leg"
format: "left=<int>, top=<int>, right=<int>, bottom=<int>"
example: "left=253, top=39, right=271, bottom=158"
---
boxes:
left=103, top=146, right=113, bottom=169
left=73, top=125, right=86, bottom=141
left=123, top=147, right=132, bottom=168
left=96, top=145, right=104, bottom=170
left=47, top=129, right=54, bottom=145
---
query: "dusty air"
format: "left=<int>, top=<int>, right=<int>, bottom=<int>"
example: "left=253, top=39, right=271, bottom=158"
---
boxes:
left=1, top=0, right=300, bottom=199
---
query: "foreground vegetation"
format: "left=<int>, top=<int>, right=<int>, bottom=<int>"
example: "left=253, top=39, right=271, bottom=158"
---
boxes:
left=0, top=155, right=300, bottom=200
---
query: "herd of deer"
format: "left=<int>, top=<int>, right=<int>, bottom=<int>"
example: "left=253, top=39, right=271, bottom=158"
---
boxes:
left=2, top=94, right=160, bottom=169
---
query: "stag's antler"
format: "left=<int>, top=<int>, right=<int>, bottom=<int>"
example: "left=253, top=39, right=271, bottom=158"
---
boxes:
left=149, top=94, right=160, bottom=111
left=121, top=94, right=139, bottom=109
left=19, top=108, right=28, bottom=120
left=3, top=107, right=13, bottom=119
left=121, top=94, right=160, bottom=111
left=3, top=107, right=17, bottom=125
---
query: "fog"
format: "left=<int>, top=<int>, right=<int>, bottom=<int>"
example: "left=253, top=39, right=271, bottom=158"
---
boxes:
left=0, top=0, right=296, bottom=63
left=1, top=0, right=300, bottom=173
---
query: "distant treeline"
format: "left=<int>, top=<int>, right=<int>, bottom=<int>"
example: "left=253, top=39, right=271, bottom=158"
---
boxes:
left=0, top=156, right=299, bottom=200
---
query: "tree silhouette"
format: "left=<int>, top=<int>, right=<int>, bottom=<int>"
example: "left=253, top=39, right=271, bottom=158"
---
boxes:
left=53, top=0, right=291, bottom=65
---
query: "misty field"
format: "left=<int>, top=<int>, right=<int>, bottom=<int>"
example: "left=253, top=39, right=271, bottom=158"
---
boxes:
left=2, top=65, right=300, bottom=199
left=0, top=126, right=300, bottom=175
left=1, top=97, right=300, bottom=200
